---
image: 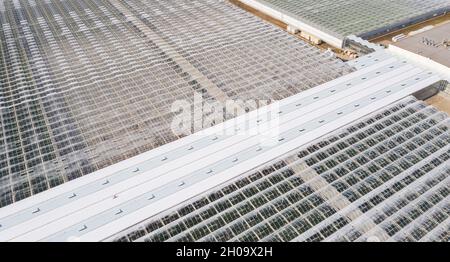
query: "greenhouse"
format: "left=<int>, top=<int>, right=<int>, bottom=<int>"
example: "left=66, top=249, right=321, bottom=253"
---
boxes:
left=0, top=0, right=352, bottom=208
left=0, top=0, right=448, bottom=243
left=243, top=0, right=450, bottom=42
left=0, top=43, right=446, bottom=241
left=112, top=97, right=450, bottom=242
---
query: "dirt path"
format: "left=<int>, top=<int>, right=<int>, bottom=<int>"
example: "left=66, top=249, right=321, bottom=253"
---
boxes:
left=426, top=92, right=450, bottom=114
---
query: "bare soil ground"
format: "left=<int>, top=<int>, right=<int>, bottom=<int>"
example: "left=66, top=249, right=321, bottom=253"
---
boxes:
left=426, top=92, right=450, bottom=115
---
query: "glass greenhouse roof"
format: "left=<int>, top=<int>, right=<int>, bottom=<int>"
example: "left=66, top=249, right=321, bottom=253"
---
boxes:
left=250, top=0, right=450, bottom=39
left=0, top=0, right=353, bottom=208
